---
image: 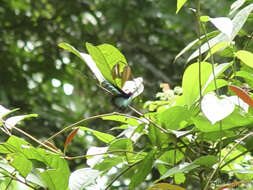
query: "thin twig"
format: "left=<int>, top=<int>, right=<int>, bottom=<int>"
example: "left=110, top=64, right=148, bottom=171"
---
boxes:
left=220, top=149, right=251, bottom=169
left=105, top=160, right=142, bottom=190
left=195, top=0, right=203, bottom=101
left=40, top=112, right=119, bottom=146
left=0, top=169, right=36, bottom=189
left=11, top=125, right=61, bottom=154
left=64, top=149, right=137, bottom=160
left=201, top=17, right=224, bottom=168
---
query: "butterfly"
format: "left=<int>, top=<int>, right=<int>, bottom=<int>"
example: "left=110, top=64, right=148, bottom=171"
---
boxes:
left=59, top=42, right=144, bottom=109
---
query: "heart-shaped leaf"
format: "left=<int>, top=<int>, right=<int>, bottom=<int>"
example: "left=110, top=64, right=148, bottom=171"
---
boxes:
left=201, top=93, right=235, bottom=124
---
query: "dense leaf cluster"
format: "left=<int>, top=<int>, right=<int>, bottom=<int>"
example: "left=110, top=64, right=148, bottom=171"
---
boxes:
left=1, top=0, right=253, bottom=189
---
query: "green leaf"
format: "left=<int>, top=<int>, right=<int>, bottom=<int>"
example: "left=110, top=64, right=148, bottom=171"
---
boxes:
left=86, top=43, right=115, bottom=85
left=148, top=124, right=175, bottom=148
left=235, top=50, right=253, bottom=68
left=174, top=173, right=186, bottom=184
left=9, top=152, right=32, bottom=177
left=182, top=62, right=231, bottom=107
left=97, top=44, right=127, bottom=88
left=0, top=136, right=70, bottom=190
left=0, top=135, right=30, bottom=154
left=187, top=3, right=253, bottom=62
left=129, top=150, right=156, bottom=189
left=218, top=45, right=238, bottom=57
left=201, top=131, right=235, bottom=142
left=110, top=124, right=129, bottom=130
left=157, top=150, right=184, bottom=175
left=58, top=42, right=84, bottom=60
left=94, top=157, right=124, bottom=172
left=235, top=71, right=253, bottom=82
left=203, top=79, right=228, bottom=94
left=78, top=126, right=115, bottom=143
left=176, top=0, right=187, bottom=14
left=37, top=154, right=70, bottom=190
left=193, top=155, right=218, bottom=168
left=203, top=42, right=230, bottom=61
left=202, top=62, right=232, bottom=94
left=200, top=16, right=210, bottom=22
left=193, top=107, right=253, bottom=132
left=59, top=42, right=106, bottom=83
left=102, top=114, right=139, bottom=126
left=182, top=62, right=212, bottom=106
left=158, top=106, right=191, bottom=130
left=108, top=138, right=133, bottom=153
left=154, top=162, right=199, bottom=183
left=147, top=124, right=157, bottom=146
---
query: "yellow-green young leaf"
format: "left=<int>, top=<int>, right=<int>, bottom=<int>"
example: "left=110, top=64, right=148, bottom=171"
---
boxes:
left=158, top=106, right=190, bottom=130
left=77, top=126, right=115, bottom=143
left=108, top=138, right=133, bottom=153
left=58, top=42, right=83, bottom=60
left=182, top=62, right=213, bottom=106
left=98, top=44, right=127, bottom=87
left=174, top=173, right=186, bottom=184
left=204, top=42, right=230, bottom=61
left=200, top=16, right=210, bottom=22
left=235, top=50, right=253, bottom=68
left=10, top=152, right=32, bottom=177
left=146, top=183, right=186, bottom=190
left=86, top=43, right=114, bottom=85
left=176, top=0, right=187, bottom=14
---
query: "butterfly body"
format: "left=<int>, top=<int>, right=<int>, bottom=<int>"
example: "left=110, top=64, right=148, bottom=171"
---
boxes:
left=102, top=80, right=133, bottom=109
left=112, top=95, right=134, bottom=109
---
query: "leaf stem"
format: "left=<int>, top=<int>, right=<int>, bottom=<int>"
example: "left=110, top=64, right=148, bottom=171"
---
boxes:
left=12, top=125, right=61, bottom=154
left=220, top=148, right=252, bottom=169
left=64, top=149, right=138, bottom=160
left=40, top=112, right=120, bottom=146
left=195, top=0, right=203, bottom=101
left=0, top=168, right=36, bottom=190
left=105, top=160, right=142, bottom=190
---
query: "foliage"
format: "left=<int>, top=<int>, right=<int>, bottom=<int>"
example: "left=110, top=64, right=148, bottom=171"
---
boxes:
left=1, top=0, right=253, bottom=190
